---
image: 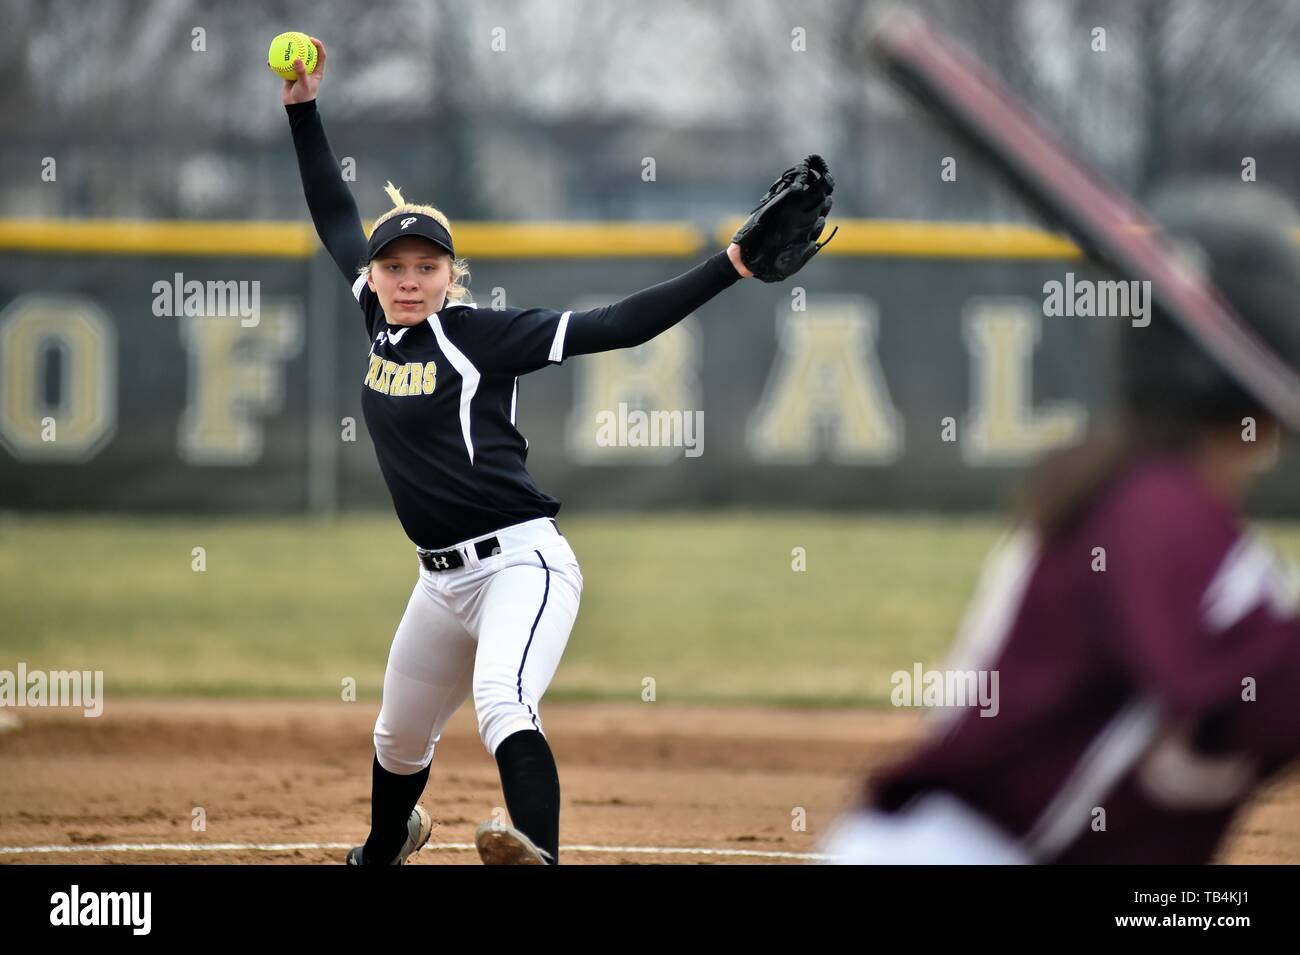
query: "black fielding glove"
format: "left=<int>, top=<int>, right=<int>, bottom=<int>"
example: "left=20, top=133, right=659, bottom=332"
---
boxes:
left=731, top=154, right=838, bottom=282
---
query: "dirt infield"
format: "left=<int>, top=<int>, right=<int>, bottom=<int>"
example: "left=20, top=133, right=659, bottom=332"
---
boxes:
left=1, top=700, right=1296, bottom=864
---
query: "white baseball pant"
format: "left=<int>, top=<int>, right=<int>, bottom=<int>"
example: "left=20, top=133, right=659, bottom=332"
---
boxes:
left=372, top=518, right=583, bottom=775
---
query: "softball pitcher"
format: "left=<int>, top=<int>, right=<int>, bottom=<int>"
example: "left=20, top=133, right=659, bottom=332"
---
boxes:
left=279, top=37, right=834, bottom=864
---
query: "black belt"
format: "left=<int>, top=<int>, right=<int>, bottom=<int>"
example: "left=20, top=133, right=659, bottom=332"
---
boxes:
left=418, top=537, right=501, bottom=573
left=417, top=521, right=561, bottom=573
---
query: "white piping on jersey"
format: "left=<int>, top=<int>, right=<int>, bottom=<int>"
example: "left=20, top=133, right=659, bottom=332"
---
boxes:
left=510, top=378, right=528, bottom=448
left=1021, top=696, right=1162, bottom=861
left=427, top=314, right=481, bottom=464
left=385, top=327, right=409, bottom=345
left=930, top=530, right=1038, bottom=735
left=548, top=311, right=572, bottom=363
left=1201, top=535, right=1300, bottom=633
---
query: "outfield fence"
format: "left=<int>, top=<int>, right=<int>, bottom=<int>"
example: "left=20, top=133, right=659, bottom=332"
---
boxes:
left=2, top=219, right=1297, bottom=514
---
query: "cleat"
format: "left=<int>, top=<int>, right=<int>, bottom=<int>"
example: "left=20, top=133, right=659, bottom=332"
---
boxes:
left=474, top=819, right=552, bottom=865
left=345, top=805, right=433, bottom=865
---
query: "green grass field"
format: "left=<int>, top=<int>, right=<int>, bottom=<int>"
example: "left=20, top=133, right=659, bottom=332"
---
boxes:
left=5, top=511, right=1300, bottom=707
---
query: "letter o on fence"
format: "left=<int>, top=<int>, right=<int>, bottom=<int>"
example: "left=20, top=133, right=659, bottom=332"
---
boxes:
left=0, top=294, right=117, bottom=461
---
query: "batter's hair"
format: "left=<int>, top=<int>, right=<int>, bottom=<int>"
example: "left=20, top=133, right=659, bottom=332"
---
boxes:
left=359, top=181, right=471, bottom=303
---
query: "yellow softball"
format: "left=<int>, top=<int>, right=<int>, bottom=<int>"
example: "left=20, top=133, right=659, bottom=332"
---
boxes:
left=268, top=32, right=317, bottom=81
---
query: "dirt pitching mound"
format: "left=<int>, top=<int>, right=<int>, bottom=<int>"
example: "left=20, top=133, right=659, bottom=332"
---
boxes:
left=0, top=700, right=1295, bottom=864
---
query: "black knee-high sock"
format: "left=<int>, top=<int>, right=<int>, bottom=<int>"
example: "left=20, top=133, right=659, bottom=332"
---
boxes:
left=494, top=730, right=560, bottom=864
left=361, top=755, right=430, bottom=864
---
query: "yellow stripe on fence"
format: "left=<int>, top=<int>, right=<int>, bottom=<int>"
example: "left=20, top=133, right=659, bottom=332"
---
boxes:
left=716, top=218, right=1084, bottom=259
left=450, top=222, right=704, bottom=258
left=0, top=219, right=705, bottom=259
left=0, top=220, right=319, bottom=258
left=7, top=217, right=1296, bottom=261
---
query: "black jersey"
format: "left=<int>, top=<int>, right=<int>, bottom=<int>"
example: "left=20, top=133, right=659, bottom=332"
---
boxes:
left=354, top=277, right=569, bottom=547
left=288, top=99, right=741, bottom=549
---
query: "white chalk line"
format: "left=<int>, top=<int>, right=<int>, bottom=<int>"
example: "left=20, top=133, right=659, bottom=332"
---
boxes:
left=0, top=841, right=827, bottom=861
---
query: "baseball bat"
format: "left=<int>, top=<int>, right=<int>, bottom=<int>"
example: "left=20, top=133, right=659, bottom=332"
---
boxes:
left=865, top=10, right=1300, bottom=431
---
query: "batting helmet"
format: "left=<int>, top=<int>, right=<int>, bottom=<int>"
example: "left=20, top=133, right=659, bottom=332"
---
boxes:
left=1123, top=180, right=1300, bottom=432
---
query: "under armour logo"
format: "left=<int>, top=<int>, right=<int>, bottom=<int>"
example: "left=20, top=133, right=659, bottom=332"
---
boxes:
left=431, top=555, right=450, bottom=568
left=400, top=217, right=418, bottom=230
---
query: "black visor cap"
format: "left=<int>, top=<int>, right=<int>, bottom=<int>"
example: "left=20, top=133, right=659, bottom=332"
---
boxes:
left=366, top=213, right=455, bottom=262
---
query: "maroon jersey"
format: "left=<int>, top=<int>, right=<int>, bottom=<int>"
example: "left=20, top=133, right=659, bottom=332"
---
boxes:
left=871, top=455, right=1300, bottom=863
